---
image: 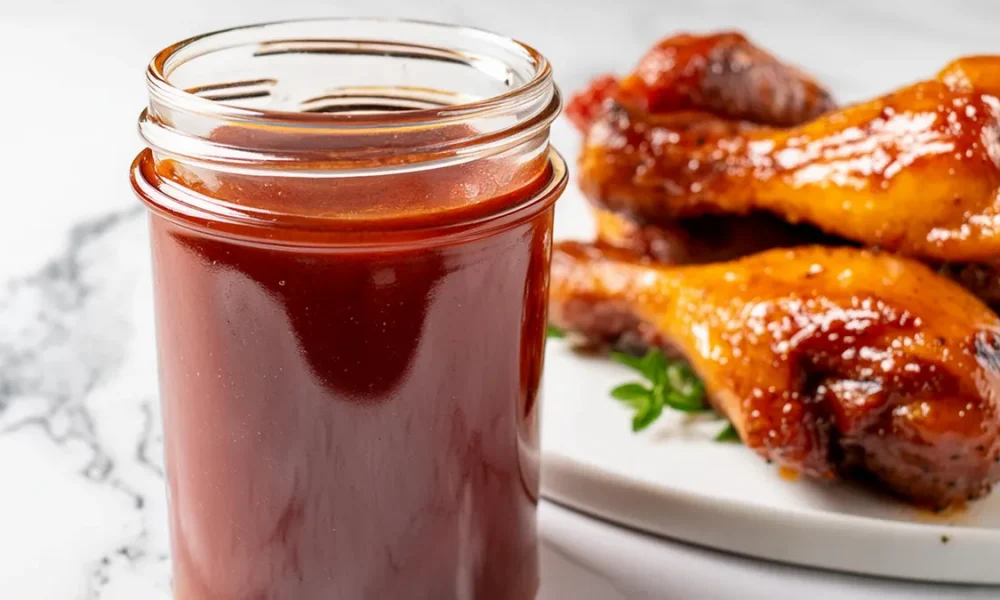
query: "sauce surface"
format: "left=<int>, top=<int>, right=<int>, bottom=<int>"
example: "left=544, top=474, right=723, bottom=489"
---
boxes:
left=137, top=146, right=560, bottom=599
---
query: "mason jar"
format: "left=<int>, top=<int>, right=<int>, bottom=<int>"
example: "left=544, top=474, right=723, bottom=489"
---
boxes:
left=130, top=18, right=565, bottom=600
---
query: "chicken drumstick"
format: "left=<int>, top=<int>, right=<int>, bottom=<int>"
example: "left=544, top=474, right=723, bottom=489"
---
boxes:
left=550, top=242, right=1000, bottom=508
left=580, top=56, right=1000, bottom=263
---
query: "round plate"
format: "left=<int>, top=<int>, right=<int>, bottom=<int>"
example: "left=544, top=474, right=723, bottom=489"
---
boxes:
left=540, top=341, right=1000, bottom=584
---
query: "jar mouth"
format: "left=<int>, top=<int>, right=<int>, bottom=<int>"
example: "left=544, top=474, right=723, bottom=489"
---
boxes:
left=147, top=17, right=554, bottom=126
left=140, top=18, right=560, bottom=168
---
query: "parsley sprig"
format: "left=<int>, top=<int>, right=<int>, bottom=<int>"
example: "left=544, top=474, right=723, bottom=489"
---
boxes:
left=548, top=325, right=739, bottom=442
left=609, top=348, right=740, bottom=444
left=546, top=324, right=567, bottom=339
left=610, top=349, right=707, bottom=431
left=714, top=422, right=740, bottom=442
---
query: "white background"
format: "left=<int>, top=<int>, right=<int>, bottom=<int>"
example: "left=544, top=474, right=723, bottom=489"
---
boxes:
left=2, top=1, right=1000, bottom=598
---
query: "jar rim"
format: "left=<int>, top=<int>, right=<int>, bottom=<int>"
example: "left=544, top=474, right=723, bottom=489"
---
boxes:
left=132, top=148, right=568, bottom=249
left=146, top=17, right=554, bottom=129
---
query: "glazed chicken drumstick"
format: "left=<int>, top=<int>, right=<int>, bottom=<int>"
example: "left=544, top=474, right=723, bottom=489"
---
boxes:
left=566, top=31, right=836, bottom=131
left=569, top=30, right=843, bottom=268
left=550, top=242, right=1000, bottom=508
left=580, top=56, right=1000, bottom=263
left=594, top=204, right=1000, bottom=310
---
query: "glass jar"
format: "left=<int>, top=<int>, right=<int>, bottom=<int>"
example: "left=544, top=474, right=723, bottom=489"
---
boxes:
left=130, top=19, right=565, bottom=600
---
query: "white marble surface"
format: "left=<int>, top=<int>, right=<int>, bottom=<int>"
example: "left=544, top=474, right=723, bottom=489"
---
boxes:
left=2, top=0, right=1000, bottom=598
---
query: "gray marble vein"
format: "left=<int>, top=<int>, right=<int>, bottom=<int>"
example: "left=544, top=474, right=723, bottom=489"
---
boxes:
left=0, top=207, right=171, bottom=599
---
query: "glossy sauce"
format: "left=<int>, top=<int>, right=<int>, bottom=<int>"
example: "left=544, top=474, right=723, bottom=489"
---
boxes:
left=136, top=140, right=561, bottom=599
left=579, top=59, right=1000, bottom=262
left=548, top=242, right=1000, bottom=508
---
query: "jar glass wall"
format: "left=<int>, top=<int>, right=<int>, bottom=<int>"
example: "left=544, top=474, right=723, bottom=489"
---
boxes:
left=131, top=18, right=565, bottom=600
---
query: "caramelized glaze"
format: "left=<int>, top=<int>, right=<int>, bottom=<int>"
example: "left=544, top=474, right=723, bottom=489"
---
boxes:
left=593, top=206, right=1000, bottom=312
left=566, top=31, right=835, bottom=131
left=579, top=56, right=1000, bottom=262
left=549, top=242, right=1000, bottom=508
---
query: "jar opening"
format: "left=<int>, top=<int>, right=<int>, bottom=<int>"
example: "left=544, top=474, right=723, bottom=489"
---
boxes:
left=140, top=18, right=560, bottom=169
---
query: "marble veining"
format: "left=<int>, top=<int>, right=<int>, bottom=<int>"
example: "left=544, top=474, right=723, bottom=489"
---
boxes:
left=0, top=207, right=172, bottom=599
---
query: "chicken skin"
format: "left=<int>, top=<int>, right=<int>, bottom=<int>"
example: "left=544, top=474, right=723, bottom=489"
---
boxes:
left=549, top=242, right=1000, bottom=508
left=579, top=56, right=1000, bottom=263
left=592, top=206, right=843, bottom=265
left=566, top=31, right=836, bottom=131
left=593, top=206, right=1000, bottom=311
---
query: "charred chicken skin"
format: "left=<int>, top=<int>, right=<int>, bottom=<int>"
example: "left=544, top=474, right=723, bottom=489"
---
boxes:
left=593, top=206, right=1000, bottom=311
left=566, top=31, right=836, bottom=131
left=592, top=206, right=844, bottom=265
left=549, top=242, right=1000, bottom=508
left=572, top=31, right=843, bottom=269
left=579, top=56, right=1000, bottom=263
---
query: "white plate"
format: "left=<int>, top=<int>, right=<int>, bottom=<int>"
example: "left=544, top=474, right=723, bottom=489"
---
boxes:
left=540, top=339, right=1000, bottom=584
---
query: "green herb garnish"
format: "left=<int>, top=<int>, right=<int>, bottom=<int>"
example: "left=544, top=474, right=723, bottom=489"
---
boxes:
left=546, top=324, right=567, bottom=338
left=714, top=422, right=740, bottom=442
left=609, top=349, right=707, bottom=432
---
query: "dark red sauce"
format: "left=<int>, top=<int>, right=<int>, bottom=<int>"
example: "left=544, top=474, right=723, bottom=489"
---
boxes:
left=133, top=142, right=564, bottom=599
